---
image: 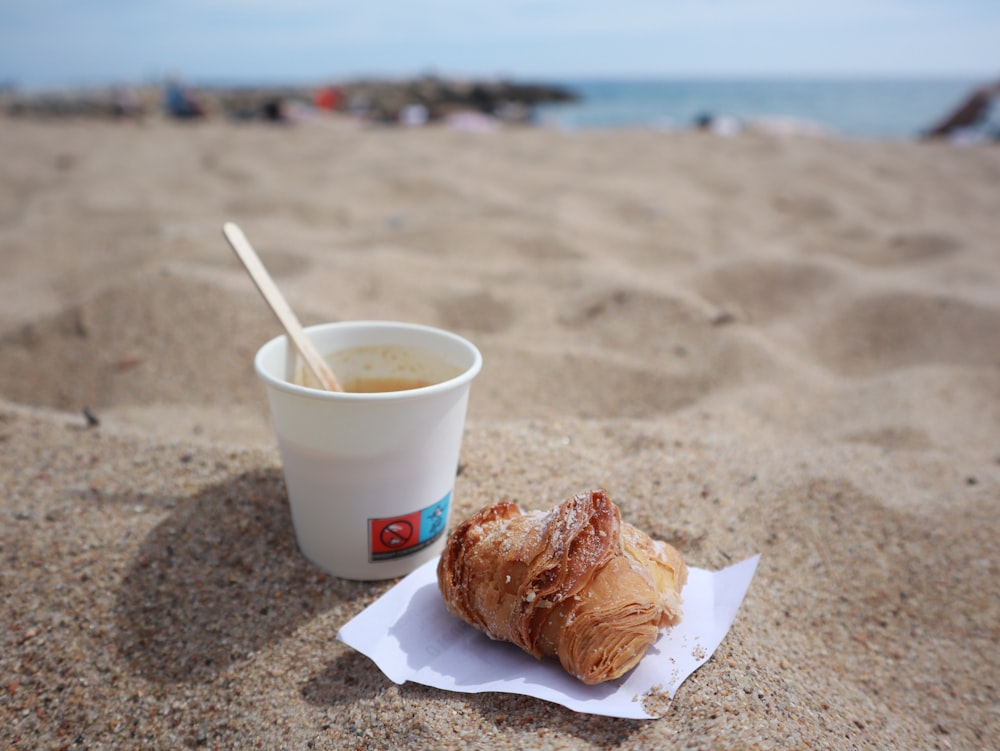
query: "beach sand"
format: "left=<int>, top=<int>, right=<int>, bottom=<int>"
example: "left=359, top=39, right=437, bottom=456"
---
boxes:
left=1, top=116, right=998, bottom=749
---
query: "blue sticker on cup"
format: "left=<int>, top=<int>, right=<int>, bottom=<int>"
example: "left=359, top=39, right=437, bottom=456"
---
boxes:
left=369, top=492, right=451, bottom=561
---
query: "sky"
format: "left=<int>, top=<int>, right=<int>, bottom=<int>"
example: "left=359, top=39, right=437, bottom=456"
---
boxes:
left=1, top=1, right=998, bottom=89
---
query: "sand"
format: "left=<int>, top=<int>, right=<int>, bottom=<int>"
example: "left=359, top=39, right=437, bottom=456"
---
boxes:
left=1, top=115, right=998, bottom=750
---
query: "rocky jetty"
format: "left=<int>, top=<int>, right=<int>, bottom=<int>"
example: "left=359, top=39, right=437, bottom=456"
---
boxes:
left=2, top=76, right=578, bottom=124
left=335, top=76, right=578, bottom=123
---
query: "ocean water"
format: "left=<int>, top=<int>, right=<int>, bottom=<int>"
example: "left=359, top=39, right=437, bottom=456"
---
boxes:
left=534, top=78, right=992, bottom=139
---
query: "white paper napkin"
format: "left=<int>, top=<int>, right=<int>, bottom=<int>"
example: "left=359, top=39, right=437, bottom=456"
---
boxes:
left=338, top=554, right=759, bottom=719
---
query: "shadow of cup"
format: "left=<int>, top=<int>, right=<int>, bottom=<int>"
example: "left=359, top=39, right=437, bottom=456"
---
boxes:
left=114, top=467, right=375, bottom=683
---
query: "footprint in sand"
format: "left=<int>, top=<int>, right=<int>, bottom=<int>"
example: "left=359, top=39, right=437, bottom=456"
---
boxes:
left=842, top=425, right=933, bottom=451
left=0, top=270, right=282, bottom=414
left=557, top=286, right=706, bottom=348
left=435, top=289, right=515, bottom=335
left=834, top=230, right=964, bottom=267
left=201, top=152, right=254, bottom=186
left=880, top=231, right=964, bottom=264
left=473, top=345, right=714, bottom=420
left=771, top=191, right=840, bottom=223
left=693, top=259, right=842, bottom=323
left=806, top=289, right=1000, bottom=377
left=479, top=301, right=777, bottom=420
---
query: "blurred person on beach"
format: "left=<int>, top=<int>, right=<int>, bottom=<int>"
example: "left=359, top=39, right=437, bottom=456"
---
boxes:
left=111, top=86, right=144, bottom=121
left=313, top=85, right=344, bottom=112
left=924, top=78, right=1000, bottom=142
left=693, top=111, right=742, bottom=137
left=163, top=78, right=205, bottom=119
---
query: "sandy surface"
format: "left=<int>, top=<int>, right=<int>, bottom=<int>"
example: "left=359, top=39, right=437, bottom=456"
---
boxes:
left=1, top=116, right=999, bottom=749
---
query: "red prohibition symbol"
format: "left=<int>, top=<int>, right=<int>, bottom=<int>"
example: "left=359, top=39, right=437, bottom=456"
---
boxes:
left=379, top=520, right=414, bottom=548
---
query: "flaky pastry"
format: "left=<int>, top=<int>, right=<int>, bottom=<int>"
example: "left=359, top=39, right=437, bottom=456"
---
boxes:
left=437, top=488, right=687, bottom=684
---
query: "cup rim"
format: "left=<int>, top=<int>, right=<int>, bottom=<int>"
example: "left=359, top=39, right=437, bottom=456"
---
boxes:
left=254, top=320, right=482, bottom=401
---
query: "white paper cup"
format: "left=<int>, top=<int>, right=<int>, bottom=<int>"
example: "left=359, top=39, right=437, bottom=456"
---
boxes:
left=255, top=321, right=482, bottom=580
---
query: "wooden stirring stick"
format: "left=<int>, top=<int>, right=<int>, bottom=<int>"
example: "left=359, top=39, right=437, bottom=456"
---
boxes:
left=222, top=222, right=343, bottom=392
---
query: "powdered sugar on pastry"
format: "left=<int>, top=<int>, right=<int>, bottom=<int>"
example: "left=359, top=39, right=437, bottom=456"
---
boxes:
left=437, top=488, right=688, bottom=684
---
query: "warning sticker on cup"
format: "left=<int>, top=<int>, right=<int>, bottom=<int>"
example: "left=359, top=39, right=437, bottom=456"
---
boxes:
left=369, top=493, right=451, bottom=561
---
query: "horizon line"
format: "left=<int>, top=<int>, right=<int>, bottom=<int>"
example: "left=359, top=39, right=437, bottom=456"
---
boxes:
left=4, top=69, right=996, bottom=94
